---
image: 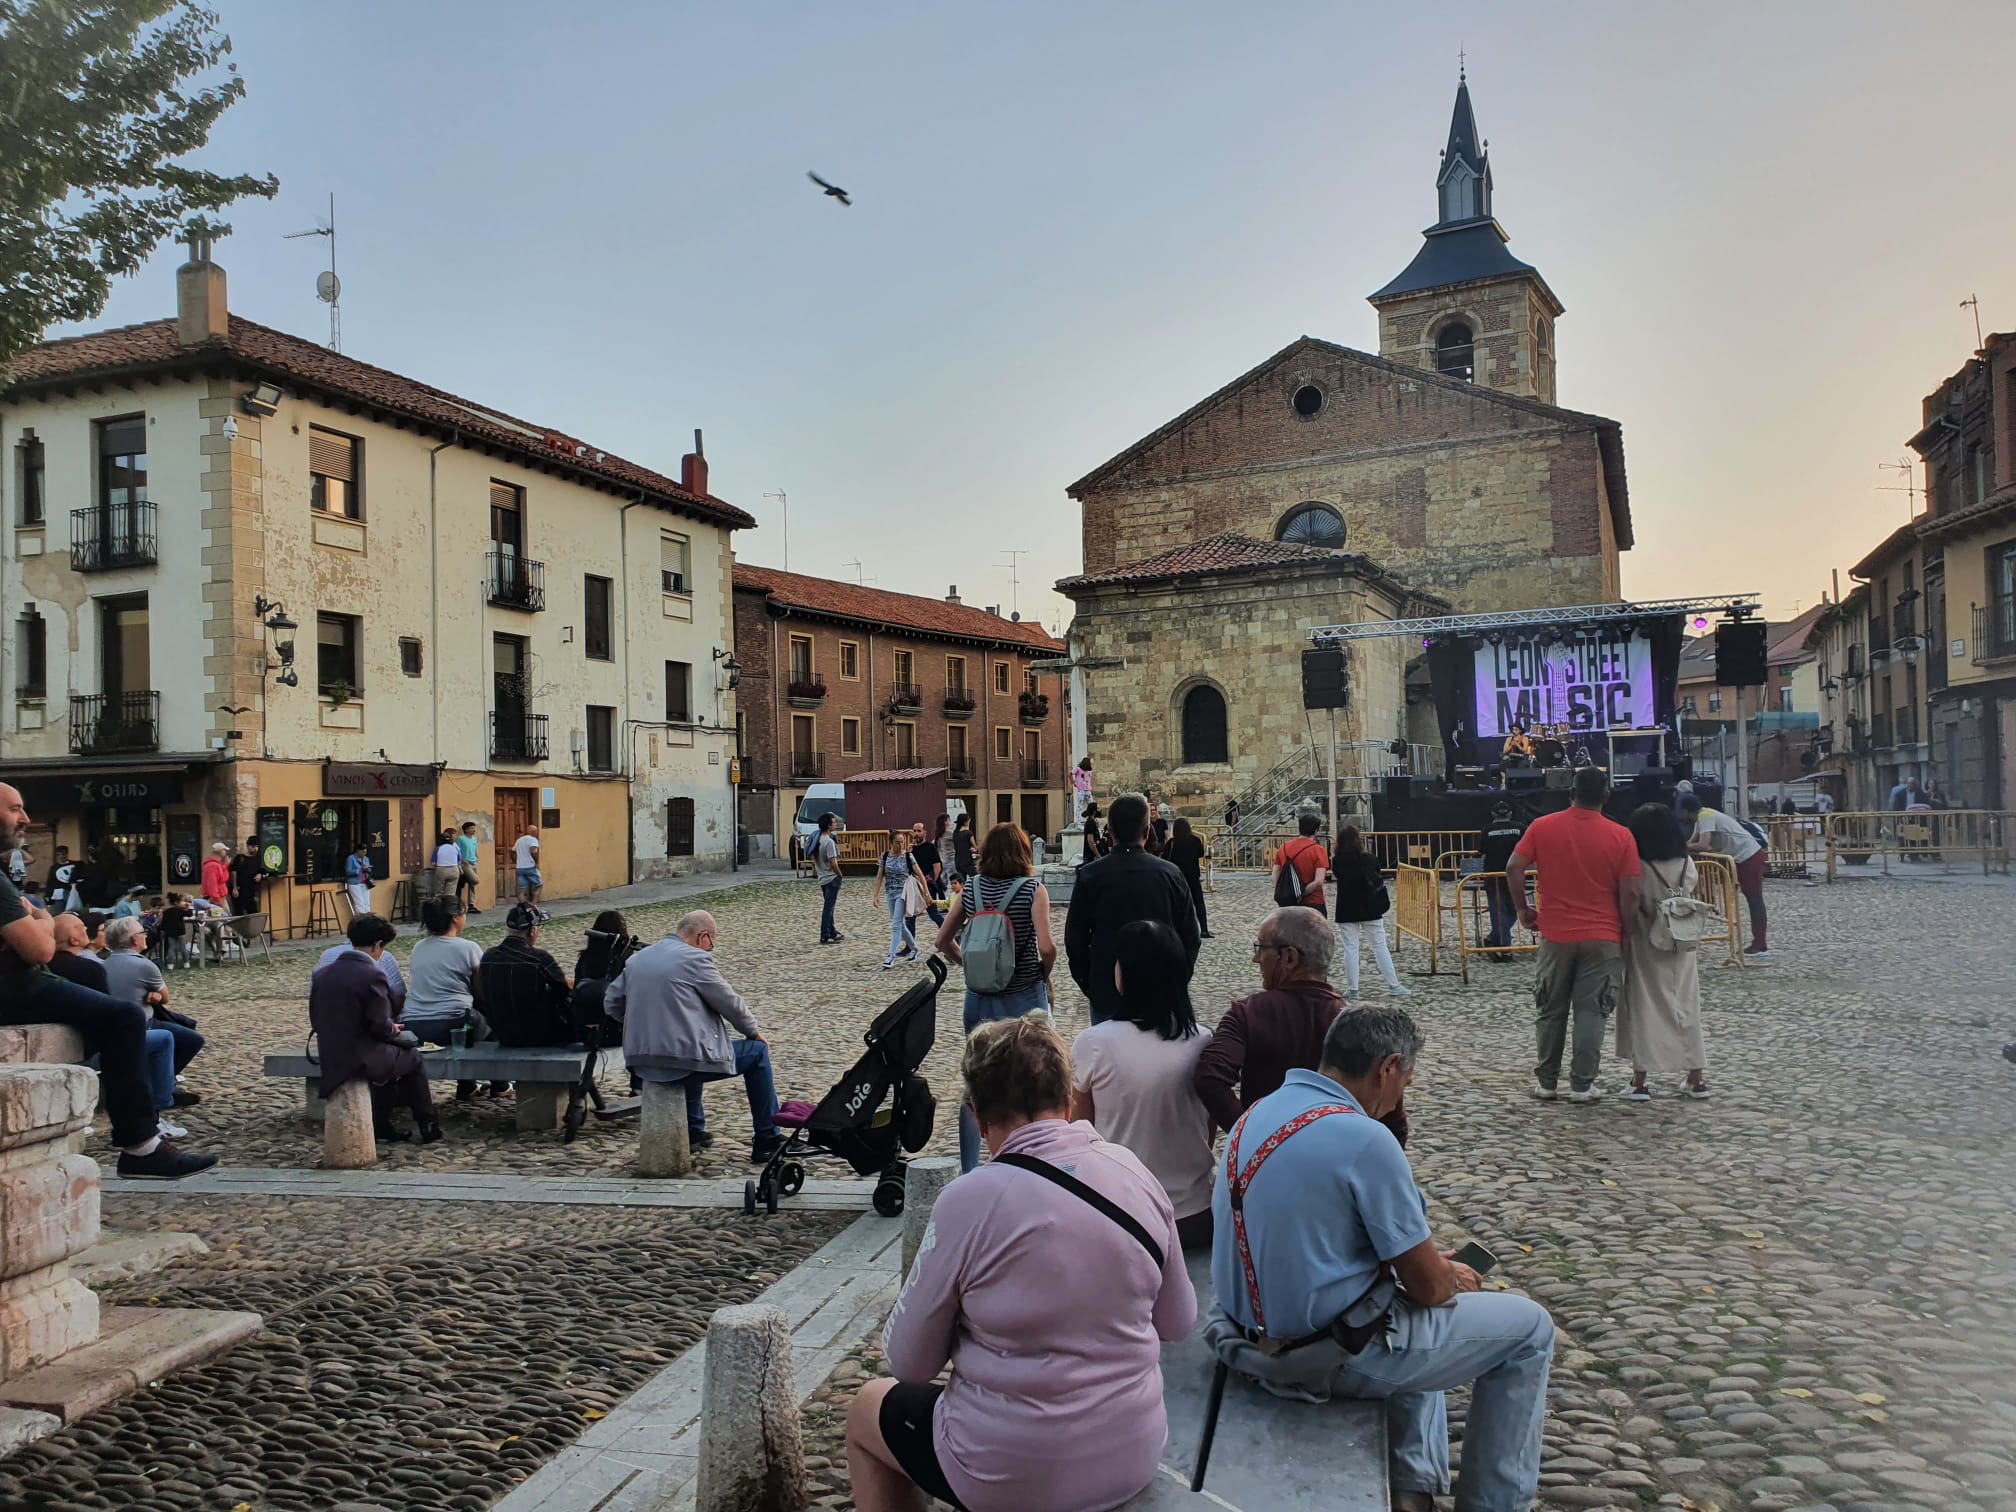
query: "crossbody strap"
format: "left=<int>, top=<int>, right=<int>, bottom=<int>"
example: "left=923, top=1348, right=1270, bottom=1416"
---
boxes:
left=992, top=1152, right=1164, bottom=1270
left=1225, top=1102, right=1357, bottom=1336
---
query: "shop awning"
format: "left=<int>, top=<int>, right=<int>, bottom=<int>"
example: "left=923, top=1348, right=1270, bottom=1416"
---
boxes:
left=0, top=756, right=218, bottom=811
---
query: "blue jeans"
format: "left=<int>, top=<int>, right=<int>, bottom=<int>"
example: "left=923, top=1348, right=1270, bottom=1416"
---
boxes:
left=884, top=889, right=916, bottom=961
left=144, top=1029, right=175, bottom=1111
left=155, top=1018, right=204, bottom=1073
left=651, top=1040, right=778, bottom=1140
left=957, top=982, right=1051, bottom=1172
left=819, top=877, right=842, bottom=942
left=1484, top=877, right=1515, bottom=949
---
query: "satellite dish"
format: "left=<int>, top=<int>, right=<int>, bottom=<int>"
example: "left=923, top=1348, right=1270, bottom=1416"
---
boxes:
left=316, top=270, right=341, bottom=303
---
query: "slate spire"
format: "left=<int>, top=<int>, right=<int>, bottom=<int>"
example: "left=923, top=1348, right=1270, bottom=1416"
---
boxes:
left=1436, top=70, right=1492, bottom=225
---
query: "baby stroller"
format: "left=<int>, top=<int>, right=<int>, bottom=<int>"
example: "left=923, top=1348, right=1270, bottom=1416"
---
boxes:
left=747, top=955, right=943, bottom=1216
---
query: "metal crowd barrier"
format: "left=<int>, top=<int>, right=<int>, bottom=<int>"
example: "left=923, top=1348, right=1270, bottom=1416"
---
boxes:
left=1690, top=852, right=1745, bottom=967
left=1764, top=816, right=1824, bottom=880
left=1823, top=810, right=2014, bottom=881
left=1390, top=864, right=1444, bottom=975
left=1454, top=870, right=1540, bottom=983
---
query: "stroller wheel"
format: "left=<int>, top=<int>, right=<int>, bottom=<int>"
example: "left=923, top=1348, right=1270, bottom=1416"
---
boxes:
left=779, top=1163, right=805, bottom=1198
left=873, top=1178, right=905, bottom=1218
left=743, top=1179, right=757, bottom=1215
left=764, top=1180, right=779, bottom=1215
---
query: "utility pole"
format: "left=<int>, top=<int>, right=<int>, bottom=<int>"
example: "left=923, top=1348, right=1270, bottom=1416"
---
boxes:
left=1326, top=706, right=1340, bottom=849
left=998, top=550, right=1028, bottom=617
left=1734, top=684, right=1750, bottom=820
left=763, top=490, right=789, bottom=571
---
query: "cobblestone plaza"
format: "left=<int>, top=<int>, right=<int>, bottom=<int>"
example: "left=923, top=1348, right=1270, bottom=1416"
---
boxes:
left=6, top=867, right=2010, bottom=1510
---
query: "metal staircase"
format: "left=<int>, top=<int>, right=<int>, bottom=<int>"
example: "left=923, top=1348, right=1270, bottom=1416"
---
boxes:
left=1212, top=741, right=1442, bottom=867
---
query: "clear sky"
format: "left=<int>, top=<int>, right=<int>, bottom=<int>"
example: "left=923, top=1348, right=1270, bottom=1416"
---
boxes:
left=63, top=0, right=2016, bottom=631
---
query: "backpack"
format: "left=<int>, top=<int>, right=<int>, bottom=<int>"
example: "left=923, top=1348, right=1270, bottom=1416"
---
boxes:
left=962, top=877, right=1032, bottom=993
left=1273, top=840, right=1312, bottom=908
left=1645, top=859, right=1712, bottom=952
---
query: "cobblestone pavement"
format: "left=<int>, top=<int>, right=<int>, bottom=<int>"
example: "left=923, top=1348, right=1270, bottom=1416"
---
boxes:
left=0, top=1198, right=846, bottom=1512
left=115, top=868, right=2016, bottom=1509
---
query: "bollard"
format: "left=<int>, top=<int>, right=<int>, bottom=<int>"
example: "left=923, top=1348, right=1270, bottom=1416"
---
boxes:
left=694, top=1304, right=806, bottom=1512
left=320, top=1079, right=377, bottom=1169
left=637, top=1080, right=693, bottom=1177
left=900, top=1156, right=958, bottom=1279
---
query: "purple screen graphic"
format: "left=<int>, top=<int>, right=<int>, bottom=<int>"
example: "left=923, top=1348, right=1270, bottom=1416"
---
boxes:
left=1474, top=631, right=1654, bottom=737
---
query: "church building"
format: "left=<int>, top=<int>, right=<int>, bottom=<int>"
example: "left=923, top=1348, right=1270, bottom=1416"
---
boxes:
left=1058, top=73, right=1634, bottom=814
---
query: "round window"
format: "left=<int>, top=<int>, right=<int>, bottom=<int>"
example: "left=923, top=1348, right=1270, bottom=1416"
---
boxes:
left=1291, top=384, right=1324, bottom=419
left=1277, top=503, right=1346, bottom=548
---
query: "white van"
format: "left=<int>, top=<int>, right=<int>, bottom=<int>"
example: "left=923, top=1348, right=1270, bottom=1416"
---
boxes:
left=793, top=784, right=847, bottom=857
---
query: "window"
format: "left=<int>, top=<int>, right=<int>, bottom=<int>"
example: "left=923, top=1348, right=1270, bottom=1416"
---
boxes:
left=839, top=640, right=860, bottom=680
left=1971, top=445, right=1990, bottom=506
left=894, top=650, right=915, bottom=685
left=1180, top=684, right=1229, bottom=764
left=994, top=660, right=1010, bottom=694
left=586, top=705, right=615, bottom=772
left=664, top=660, right=691, bottom=722
left=895, top=721, right=917, bottom=766
left=398, top=637, right=423, bottom=677
left=1291, top=384, right=1324, bottom=419
left=583, top=575, right=613, bottom=660
left=660, top=531, right=690, bottom=594
left=489, top=481, right=524, bottom=553
left=665, top=796, right=696, bottom=857
left=948, top=724, right=969, bottom=771
left=1022, top=729, right=1040, bottom=762
left=841, top=716, right=861, bottom=755
left=310, top=428, right=361, bottom=518
left=1778, top=686, right=1794, bottom=713
left=318, top=613, right=360, bottom=696
left=994, top=726, right=1011, bottom=760
left=17, top=437, right=44, bottom=526
left=1276, top=502, right=1346, bottom=548
left=1024, top=668, right=1038, bottom=697
left=789, top=635, right=814, bottom=683
left=946, top=654, right=967, bottom=694
left=1707, top=692, right=1722, bottom=714
left=16, top=606, right=45, bottom=698
left=98, top=417, right=146, bottom=509
left=1990, top=540, right=2016, bottom=653
left=1434, top=322, right=1475, bottom=381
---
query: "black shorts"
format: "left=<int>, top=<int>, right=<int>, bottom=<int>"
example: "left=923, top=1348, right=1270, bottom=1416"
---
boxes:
left=878, top=1381, right=963, bottom=1510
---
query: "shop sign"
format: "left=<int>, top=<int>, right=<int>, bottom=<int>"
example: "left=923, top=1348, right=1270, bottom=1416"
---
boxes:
left=323, top=762, right=436, bottom=798
left=15, top=773, right=184, bottom=809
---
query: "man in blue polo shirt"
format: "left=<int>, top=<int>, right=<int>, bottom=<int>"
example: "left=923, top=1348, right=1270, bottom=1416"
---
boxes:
left=1205, top=1007, right=1555, bottom=1512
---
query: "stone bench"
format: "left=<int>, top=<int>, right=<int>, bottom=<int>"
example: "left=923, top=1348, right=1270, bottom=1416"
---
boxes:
left=263, top=1044, right=599, bottom=1134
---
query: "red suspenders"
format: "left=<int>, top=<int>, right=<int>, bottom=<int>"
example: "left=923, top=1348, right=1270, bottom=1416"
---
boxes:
left=1224, top=1101, right=1358, bottom=1337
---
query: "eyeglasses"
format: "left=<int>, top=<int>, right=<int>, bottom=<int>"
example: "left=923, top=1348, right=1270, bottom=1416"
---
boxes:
left=1252, top=939, right=1293, bottom=956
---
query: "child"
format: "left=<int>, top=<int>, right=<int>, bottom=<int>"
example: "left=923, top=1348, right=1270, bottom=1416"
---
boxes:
left=158, top=893, right=193, bottom=969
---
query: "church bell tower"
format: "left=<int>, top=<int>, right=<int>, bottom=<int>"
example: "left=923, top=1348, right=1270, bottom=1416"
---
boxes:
left=1369, top=71, right=1562, bottom=405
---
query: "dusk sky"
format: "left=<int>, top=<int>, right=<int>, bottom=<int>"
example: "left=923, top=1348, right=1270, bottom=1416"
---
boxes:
left=63, top=1, right=2016, bottom=632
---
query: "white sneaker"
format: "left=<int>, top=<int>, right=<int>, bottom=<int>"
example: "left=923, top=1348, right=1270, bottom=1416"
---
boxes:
left=1388, top=984, right=1413, bottom=997
left=158, top=1120, right=188, bottom=1139
left=1529, top=1081, right=1558, bottom=1101
left=1568, top=1086, right=1603, bottom=1104
left=1619, top=1085, right=1652, bottom=1103
left=1744, top=949, right=1773, bottom=965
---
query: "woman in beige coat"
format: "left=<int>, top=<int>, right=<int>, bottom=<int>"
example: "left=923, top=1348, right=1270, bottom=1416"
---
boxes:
left=1617, top=804, right=1709, bottom=1100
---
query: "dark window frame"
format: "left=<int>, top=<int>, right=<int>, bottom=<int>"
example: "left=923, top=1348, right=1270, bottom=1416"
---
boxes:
left=96, top=415, right=148, bottom=511
left=1180, top=683, right=1230, bottom=765
left=16, top=605, right=46, bottom=699
left=1434, top=322, right=1475, bottom=381
left=317, top=612, right=362, bottom=696
left=585, top=705, right=616, bottom=772
left=398, top=637, right=423, bottom=678
left=664, top=660, right=692, bottom=723
left=309, top=426, right=363, bottom=520
left=18, top=436, right=45, bottom=526
left=1276, top=501, right=1346, bottom=548
left=665, top=796, right=696, bottom=857
left=583, top=574, right=613, bottom=661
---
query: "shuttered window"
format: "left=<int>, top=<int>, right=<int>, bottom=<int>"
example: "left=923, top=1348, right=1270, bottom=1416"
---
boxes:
left=310, top=428, right=361, bottom=518
left=666, top=797, right=696, bottom=857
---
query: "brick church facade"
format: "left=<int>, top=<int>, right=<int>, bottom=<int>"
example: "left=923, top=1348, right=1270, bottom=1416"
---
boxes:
left=1059, top=74, right=1634, bottom=813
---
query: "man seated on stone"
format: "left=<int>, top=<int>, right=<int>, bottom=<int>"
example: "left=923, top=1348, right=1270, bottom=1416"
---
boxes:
left=314, top=914, right=407, bottom=1014
left=1205, top=1007, right=1554, bottom=1512
left=1193, top=905, right=1352, bottom=1132
left=608, top=910, right=781, bottom=1162
left=102, top=916, right=207, bottom=1088
left=51, top=915, right=194, bottom=1139
left=0, top=783, right=213, bottom=1179
left=310, top=915, right=442, bottom=1145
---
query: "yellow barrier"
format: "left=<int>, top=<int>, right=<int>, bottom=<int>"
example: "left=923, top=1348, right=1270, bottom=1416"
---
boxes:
left=1370, top=830, right=1482, bottom=875
left=1824, top=810, right=2014, bottom=880
left=1454, top=871, right=1540, bottom=983
left=1391, top=864, right=1443, bottom=975
left=1690, top=853, right=1744, bottom=967
left=1765, top=816, right=1824, bottom=879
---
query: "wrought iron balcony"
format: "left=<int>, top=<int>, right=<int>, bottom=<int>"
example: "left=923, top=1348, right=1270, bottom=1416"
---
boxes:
left=70, top=691, right=160, bottom=755
left=487, top=551, right=546, bottom=611
left=789, top=750, right=825, bottom=781
left=942, top=682, right=977, bottom=714
left=947, top=757, right=977, bottom=786
left=1020, top=758, right=1049, bottom=788
left=70, top=504, right=157, bottom=571
left=888, top=682, right=923, bottom=714
left=1018, top=692, right=1050, bottom=725
left=490, top=710, right=549, bottom=761
left=1978, top=601, right=2016, bottom=665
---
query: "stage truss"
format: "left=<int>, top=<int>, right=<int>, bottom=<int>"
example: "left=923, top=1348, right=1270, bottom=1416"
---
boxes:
left=1306, top=594, right=1763, bottom=645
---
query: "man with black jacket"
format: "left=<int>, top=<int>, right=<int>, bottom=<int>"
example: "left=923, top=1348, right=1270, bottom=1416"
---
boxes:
left=477, top=906, right=575, bottom=1047
left=1064, top=792, right=1199, bottom=1024
left=1478, top=801, right=1528, bottom=951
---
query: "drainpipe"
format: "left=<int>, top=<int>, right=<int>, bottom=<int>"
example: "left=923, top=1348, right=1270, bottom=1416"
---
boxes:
left=427, top=432, right=459, bottom=771
left=618, top=493, right=646, bottom=880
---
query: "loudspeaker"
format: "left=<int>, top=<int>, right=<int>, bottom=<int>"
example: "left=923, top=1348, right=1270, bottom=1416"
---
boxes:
left=1641, top=766, right=1673, bottom=783
left=1301, top=648, right=1348, bottom=710
left=1507, top=768, right=1545, bottom=790
left=1544, top=766, right=1576, bottom=790
left=1383, top=774, right=1411, bottom=803
left=1715, top=620, right=1769, bottom=687
left=1612, top=752, right=1648, bottom=779
left=1410, top=776, right=1438, bottom=798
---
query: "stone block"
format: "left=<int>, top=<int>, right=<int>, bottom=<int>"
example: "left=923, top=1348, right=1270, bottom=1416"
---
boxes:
left=515, top=1081, right=567, bottom=1133
left=0, top=1067, right=97, bottom=1152
left=695, top=1304, right=805, bottom=1512
left=0, top=1152, right=100, bottom=1280
left=0, top=1279, right=98, bottom=1381
left=901, top=1157, right=958, bottom=1279
left=0, top=1305, right=260, bottom=1423
left=320, top=1079, right=377, bottom=1170
left=637, top=1081, right=692, bottom=1177
left=0, top=1029, right=87, bottom=1068
left=71, top=1230, right=208, bottom=1288
left=0, top=1406, right=59, bottom=1459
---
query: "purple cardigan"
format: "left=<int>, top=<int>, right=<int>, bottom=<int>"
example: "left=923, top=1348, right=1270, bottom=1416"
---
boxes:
left=884, top=1118, right=1196, bottom=1512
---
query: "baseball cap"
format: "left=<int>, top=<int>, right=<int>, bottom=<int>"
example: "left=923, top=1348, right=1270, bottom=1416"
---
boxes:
left=1490, top=801, right=1513, bottom=819
left=505, top=904, right=540, bottom=931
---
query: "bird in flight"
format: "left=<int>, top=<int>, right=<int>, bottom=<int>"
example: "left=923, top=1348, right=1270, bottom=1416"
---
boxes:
left=807, top=171, right=852, bottom=207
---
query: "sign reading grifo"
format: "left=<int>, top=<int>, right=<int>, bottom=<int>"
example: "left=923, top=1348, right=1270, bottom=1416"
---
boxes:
left=322, top=761, right=436, bottom=797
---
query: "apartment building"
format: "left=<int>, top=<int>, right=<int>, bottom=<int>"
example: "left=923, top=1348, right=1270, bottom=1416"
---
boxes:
left=0, top=247, right=751, bottom=930
left=731, top=568, right=1066, bottom=851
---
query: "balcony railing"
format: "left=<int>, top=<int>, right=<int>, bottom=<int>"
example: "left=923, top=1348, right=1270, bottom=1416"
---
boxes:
left=1978, top=601, right=2016, bottom=665
left=1020, top=758, right=1049, bottom=788
left=1018, top=693, right=1050, bottom=725
left=70, top=503, right=157, bottom=572
left=787, top=678, right=826, bottom=707
left=942, top=682, right=977, bottom=714
left=947, top=758, right=977, bottom=786
left=70, top=691, right=160, bottom=755
left=789, top=750, right=825, bottom=781
left=888, top=682, right=923, bottom=713
left=490, top=710, right=549, bottom=761
left=487, top=551, right=546, bottom=611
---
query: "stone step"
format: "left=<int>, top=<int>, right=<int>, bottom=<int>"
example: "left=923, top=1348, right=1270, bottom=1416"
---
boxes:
left=0, top=1305, right=261, bottom=1424
left=70, top=1230, right=209, bottom=1288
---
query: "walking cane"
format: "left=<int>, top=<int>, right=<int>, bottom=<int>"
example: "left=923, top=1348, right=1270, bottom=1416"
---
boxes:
left=1190, top=1361, right=1231, bottom=1493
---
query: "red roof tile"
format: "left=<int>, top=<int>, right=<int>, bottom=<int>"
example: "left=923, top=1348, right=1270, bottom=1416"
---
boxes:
left=1056, top=531, right=1407, bottom=595
left=5, top=316, right=754, bottom=530
left=848, top=768, right=950, bottom=783
left=733, top=565, right=1065, bottom=652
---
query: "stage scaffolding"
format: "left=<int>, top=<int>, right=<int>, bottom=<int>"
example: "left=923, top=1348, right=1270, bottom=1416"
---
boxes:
left=1305, top=594, right=1763, bottom=645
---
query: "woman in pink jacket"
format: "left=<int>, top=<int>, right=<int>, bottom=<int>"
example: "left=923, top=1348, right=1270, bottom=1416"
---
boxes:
left=846, top=1014, right=1197, bottom=1512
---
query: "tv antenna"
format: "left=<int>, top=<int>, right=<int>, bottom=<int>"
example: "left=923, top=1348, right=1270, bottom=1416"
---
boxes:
left=1961, top=293, right=1984, bottom=354
left=284, top=193, right=341, bottom=351
left=997, top=549, right=1029, bottom=617
left=764, top=490, right=789, bottom=571
left=843, top=557, right=871, bottom=586
left=1877, top=458, right=1918, bottom=521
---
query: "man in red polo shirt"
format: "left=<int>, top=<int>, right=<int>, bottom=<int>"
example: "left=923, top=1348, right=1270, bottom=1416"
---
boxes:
left=1504, top=767, right=1640, bottom=1104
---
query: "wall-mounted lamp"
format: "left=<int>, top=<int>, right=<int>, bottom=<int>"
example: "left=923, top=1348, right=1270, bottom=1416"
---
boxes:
left=712, top=647, right=742, bottom=691
left=255, top=596, right=298, bottom=680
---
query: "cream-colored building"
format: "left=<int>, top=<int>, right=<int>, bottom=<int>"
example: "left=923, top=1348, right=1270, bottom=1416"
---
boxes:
left=0, top=247, right=750, bottom=931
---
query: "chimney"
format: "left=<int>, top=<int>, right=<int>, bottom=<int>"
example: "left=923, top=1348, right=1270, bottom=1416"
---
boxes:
left=985, top=605, right=1001, bottom=617
left=176, top=232, right=228, bottom=348
left=945, top=585, right=961, bottom=605
left=680, top=428, right=708, bottom=497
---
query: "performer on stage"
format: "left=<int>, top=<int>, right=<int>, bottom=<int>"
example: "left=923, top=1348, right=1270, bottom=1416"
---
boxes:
left=1502, top=722, right=1537, bottom=764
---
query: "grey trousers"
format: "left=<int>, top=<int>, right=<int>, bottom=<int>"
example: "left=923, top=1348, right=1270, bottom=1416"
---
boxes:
left=1533, top=938, right=1623, bottom=1092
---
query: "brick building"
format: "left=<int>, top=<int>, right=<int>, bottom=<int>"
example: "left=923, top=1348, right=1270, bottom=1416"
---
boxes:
left=1060, top=74, right=1632, bottom=812
left=731, top=567, right=1066, bottom=853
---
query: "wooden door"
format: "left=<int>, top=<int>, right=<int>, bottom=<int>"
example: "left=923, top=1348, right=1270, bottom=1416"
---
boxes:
left=494, top=788, right=534, bottom=899
left=1021, top=794, right=1048, bottom=844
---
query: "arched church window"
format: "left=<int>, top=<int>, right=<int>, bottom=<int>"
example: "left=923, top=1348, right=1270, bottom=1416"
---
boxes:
left=1435, top=322, right=1475, bottom=381
left=1276, top=502, right=1346, bottom=548
left=1180, top=685, right=1228, bottom=766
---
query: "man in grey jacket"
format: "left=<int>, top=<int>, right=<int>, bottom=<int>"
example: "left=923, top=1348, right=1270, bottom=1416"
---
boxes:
left=607, top=911, right=782, bottom=1161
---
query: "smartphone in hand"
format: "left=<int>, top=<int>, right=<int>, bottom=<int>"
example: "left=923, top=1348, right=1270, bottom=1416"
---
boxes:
left=1449, top=1241, right=1498, bottom=1275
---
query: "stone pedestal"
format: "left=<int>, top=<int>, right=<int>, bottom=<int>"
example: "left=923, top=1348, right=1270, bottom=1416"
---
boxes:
left=901, top=1157, right=958, bottom=1279
left=320, top=1079, right=377, bottom=1170
left=514, top=1081, right=568, bottom=1132
left=638, top=1082, right=693, bottom=1177
left=693, top=1304, right=805, bottom=1512
left=0, top=1066, right=102, bottom=1379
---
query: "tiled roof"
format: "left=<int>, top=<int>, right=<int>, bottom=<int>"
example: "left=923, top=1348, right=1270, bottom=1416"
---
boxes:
left=1914, top=483, right=2016, bottom=544
left=5, top=316, right=753, bottom=530
left=1056, top=531, right=1396, bottom=594
left=733, top=565, right=1065, bottom=652
left=848, top=768, right=949, bottom=784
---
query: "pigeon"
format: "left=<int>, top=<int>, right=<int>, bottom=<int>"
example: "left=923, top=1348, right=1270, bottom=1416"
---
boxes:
left=807, top=171, right=852, bottom=207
